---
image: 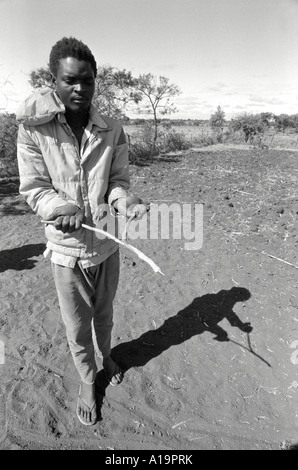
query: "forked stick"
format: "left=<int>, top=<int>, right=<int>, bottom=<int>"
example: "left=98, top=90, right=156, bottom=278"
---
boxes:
left=41, top=220, right=164, bottom=275
left=122, top=213, right=136, bottom=241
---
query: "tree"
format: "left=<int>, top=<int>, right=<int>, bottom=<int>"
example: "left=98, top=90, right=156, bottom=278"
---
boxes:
left=133, top=74, right=181, bottom=148
left=0, top=76, right=13, bottom=111
left=29, top=65, right=140, bottom=120
left=229, top=113, right=266, bottom=143
left=210, top=105, right=226, bottom=131
left=210, top=105, right=226, bottom=142
left=29, top=67, right=53, bottom=89
left=274, top=114, right=293, bottom=133
left=0, top=113, right=19, bottom=178
left=259, top=112, right=274, bottom=127
left=92, top=65, right=140, bottom=120
left=291, top=114, right=298, bottom=132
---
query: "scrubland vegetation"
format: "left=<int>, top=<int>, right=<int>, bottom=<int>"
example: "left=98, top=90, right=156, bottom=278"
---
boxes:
left=1, top=108, right=298, bottom=180
left=1, top=68, right=298, bottom=178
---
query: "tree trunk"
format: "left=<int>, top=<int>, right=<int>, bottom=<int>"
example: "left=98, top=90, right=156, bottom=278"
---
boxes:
left=153, top=109, right=158, bottom=151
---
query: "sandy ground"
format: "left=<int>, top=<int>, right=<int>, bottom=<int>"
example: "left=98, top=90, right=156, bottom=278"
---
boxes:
left=0, top=145, right=298, bottom=450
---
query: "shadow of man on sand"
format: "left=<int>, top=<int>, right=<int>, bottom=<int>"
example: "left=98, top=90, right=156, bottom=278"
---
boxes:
left=95, top=286, right=267, bottom=416
left=0, top=243, right=45, bottom=273
left=110, top=286, right=253, bottom=371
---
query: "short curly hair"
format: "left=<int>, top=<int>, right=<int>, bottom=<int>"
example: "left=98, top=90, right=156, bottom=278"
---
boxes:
left=49, top=37, right=97, bottom=77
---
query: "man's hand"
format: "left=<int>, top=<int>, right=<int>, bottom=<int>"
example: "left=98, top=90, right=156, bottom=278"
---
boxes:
left=52, top=204, right=84, bottom=233
left=126, top=202, right=149, bottom=220
left=114, top=196, right=150, bottom=220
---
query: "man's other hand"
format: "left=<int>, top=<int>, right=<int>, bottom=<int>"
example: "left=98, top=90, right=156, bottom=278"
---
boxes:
left=53, top=205, right=84, bottom=233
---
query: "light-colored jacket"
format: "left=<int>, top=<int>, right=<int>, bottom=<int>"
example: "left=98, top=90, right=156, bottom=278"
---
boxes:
left=17, top=88, right=129, bottom=261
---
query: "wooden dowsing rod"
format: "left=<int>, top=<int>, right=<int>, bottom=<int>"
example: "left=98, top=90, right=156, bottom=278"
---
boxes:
left=41, top=219, right=164, bottom=275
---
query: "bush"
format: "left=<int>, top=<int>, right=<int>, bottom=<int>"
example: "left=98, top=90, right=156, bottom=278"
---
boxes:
left=159, top=128, right=192, bottom=152
left=222, top=129, right=244, bottom=144
left=128, top=140, right=157, bottom=164
left=192, top=134, right=216, bottom=147
left=128, top=123, right=192, bottom=163
left=128, top=122, right=157, bottom=163
left=0, top=113, right=19, bottom=179
left=229, top=113, right=267, bottom=143
left=210, top=105, right=226, bottom=132
left=212, top=129, right=224, bottom=143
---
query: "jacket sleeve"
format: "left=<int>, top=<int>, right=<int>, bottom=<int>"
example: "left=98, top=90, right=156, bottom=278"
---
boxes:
left=106, top=127, right=130, bottom=206
left=17, top=123, right=74, bottom=220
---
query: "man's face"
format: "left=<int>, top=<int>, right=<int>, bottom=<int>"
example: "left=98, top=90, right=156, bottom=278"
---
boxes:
left=53, top=57, right=95, bottom=113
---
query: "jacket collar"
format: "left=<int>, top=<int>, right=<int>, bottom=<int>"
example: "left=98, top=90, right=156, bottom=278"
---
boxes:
left=17, top=88, right=112, bottom=131
left=16, top=88, right=64, bottom=125
left=88, top=105, right=112, bottom=131
left=57, top=104, right=112, bottom=133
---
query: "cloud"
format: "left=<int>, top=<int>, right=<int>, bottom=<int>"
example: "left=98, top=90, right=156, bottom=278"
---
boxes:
left=149, top=78, right=298, bottom=120
left=248, top=94, right=285, bottom=105
left=252, top=74, right=268, bottom=78
left=211, top=61, right=224, bottom=69
left=246, top=102, right=264, bottom=108
left=206, top=82, right=228, bottom=92
left=233, top=105, right=247, bottom=110
left=135, top=63, right=178, bottom=75
left=156, top=64, right=177, bottom=71
left=176, top=95, right=202, bottom=106
left=171, top=93, right=218, bottom=119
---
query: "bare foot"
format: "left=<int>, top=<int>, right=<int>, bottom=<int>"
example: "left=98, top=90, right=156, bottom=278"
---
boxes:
left=103, top=356, right=124, bottom=386
left=76, top=381, right=97, bottom=425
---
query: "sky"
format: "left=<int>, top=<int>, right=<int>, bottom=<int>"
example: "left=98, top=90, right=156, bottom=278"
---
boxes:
left=0, top=0, right=298, bottom=120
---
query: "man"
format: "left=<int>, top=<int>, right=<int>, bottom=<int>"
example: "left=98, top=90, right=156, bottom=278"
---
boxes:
left=17, top=37, right=148, bottom=426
